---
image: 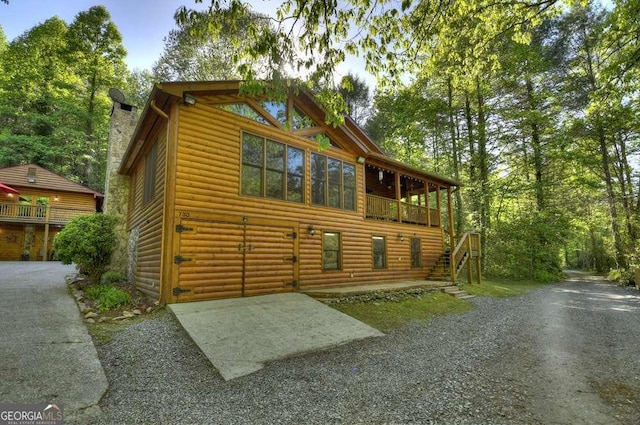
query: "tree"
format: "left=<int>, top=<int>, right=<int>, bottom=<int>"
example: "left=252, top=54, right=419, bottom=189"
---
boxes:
left=66, top=5, right=127, bottom=190
left=170, top=7, right=284, bottom=82
left=339, top=73, right=371, bottom=126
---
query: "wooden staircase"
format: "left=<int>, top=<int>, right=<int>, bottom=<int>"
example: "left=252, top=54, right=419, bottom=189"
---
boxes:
left=426, top=251, right=469, bottom=281
left=425, top=232, right=481, bottom=283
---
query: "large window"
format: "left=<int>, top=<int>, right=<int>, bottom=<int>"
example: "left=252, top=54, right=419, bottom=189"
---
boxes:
left=311, top=153, right=356, bottom=210
left=143, top=141, right=158, bottom=204
left=323, top=232, right=342, bottom=270
left=411, top=237, right=422, bottom=268
left=241, top=133, right=305, bottom=202
left=372, top=236, right=387, bottom=269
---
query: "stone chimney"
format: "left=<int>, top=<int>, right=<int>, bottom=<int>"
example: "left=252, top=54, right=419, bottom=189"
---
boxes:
left=105, top=100, right=138, bottom=279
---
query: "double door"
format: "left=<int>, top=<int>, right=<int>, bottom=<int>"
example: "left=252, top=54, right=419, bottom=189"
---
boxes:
left=172, top=217, right=298, bottom=302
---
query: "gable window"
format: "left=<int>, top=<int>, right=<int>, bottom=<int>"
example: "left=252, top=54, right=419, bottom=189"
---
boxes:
left=241, top=132, right=305, bottom=203
left=311, top=153, right=356, bottom=210
left=411, top=237, right=422, bottom=268
left=323, top=232, right=341, bottom=270
left=372, top=236, right=387, bottom=269
left=143, top=141, right=158, bottom=204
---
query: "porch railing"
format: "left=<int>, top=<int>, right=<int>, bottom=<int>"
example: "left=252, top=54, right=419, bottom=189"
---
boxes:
left=366, top=194, right=439, bottom=226
left=0, top=202, right=94, bottom=225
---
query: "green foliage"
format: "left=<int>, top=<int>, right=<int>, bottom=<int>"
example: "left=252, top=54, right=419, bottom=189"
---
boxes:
left=0, top=7, right=127, bottom=191
left=100, top=271, right=126, bottom=285
left=331, top=292, right=473, bottom=332
left=53, top=214, right=118, bottom=284
left=485, top=210, right=569, bottom=282
left=85, top=284, right=131, bottom=313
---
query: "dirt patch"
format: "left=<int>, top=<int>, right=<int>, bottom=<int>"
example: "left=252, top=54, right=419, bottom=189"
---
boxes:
left=591, top=379, right=640, bottom=410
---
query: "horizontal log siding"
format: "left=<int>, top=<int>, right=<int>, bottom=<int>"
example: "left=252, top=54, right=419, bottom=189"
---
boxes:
left=127, top=128, right=167, bottom=298
left=0, top=223, right=25, bottom=260
left=172, top=104, right=445, bottom=294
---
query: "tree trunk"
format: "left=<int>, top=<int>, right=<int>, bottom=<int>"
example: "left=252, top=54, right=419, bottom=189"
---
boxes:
left=447, top=77, right=463, bottom=235
left=526, top=77, right=544, bottom=211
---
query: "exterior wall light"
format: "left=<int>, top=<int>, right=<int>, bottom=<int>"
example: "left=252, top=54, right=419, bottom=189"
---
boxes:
left=356, top=156, right=366, bottom=164
left=183, top=93, right=197, bottom=106
left=397, top=234, right=405, bottom=242
left=307, top=225, right=316, bottom=236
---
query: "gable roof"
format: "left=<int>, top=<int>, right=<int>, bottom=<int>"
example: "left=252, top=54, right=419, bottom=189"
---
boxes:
left=0, top=164, right=103, bottom=197
left=120, top=80, right=460, bottom=187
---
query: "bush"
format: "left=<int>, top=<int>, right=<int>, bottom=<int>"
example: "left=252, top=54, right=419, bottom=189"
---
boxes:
left=53, top=214, right=118, bottom=284
left=85, top=284, right=131, bottom=312
left=100, top=271, right=126, bottom=285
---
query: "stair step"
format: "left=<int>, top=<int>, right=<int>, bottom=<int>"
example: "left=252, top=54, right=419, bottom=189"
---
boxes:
left=440, top=286, right=475, bottom=300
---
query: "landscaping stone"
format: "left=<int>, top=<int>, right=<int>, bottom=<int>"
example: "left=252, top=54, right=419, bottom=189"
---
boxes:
left=85, top=318, right=95, bottom=324
left=84, top=311, right=99, bottom=319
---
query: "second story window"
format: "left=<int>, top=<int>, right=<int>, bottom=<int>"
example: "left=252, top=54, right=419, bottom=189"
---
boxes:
left=143, top=141, right=158, bottom=204
left=311, top=153, right=356, bottom=211
left=241, top=132, right=305, bottom=203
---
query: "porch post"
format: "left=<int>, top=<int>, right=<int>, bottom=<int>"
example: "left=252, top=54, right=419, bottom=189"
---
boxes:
left=447, top=186, right=455, bottom=249
left=425, top=181, right=431, bottom=227
left=447, top=186, right=456, bottom=282
left=395, top=172, right=401, bottom=222
left=436, top=184, right=443, bottom=250
left=42, top=204, right=50, bottom=261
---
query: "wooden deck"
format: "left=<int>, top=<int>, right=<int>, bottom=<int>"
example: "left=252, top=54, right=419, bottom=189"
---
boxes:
left=0, top=203, right=93, bottom=225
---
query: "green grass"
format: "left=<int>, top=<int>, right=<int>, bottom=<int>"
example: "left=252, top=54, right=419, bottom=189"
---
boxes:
left=331, top=291, right=473, bottom=332
left=462, top=278, right=548, bottom=298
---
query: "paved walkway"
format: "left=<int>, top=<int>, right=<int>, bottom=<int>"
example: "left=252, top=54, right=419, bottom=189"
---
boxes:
left=0, top=261, right=107, bottom=423
left=169, top=293, right=384, bottom=380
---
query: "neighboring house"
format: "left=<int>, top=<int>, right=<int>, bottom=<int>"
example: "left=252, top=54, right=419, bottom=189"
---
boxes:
left=0, top=164, right=103, bottom=261
left=118, top=81, right=479, bottom=304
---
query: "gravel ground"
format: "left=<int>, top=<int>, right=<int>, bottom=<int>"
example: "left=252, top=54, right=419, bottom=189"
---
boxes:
left=93, top=276, right=640, bottom=425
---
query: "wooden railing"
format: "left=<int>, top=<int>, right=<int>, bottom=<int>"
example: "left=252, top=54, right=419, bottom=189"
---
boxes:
left=0, top=202, right=94, bottom=225
left=450, top=232, right=481, bottom=283
left=366, top=194, right=440, bottom=226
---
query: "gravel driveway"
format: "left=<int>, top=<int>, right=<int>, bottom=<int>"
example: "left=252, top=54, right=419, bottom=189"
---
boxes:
left=94, top=274, right=640, bottom=424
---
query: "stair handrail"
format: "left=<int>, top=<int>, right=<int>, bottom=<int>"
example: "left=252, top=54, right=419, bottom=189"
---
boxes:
left=449, top=232, right=480, bottom=281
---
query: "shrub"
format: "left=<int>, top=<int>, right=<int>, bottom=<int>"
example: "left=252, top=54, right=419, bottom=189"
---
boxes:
left=85, top=285, right=131, bottom=312
left=53, top=214, right=118, bottom=284
left=101, top=271, right=126, bottom=285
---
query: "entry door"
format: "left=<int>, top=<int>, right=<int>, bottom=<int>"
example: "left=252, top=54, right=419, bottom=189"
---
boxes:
left=173, top=218, right=297, bottom=302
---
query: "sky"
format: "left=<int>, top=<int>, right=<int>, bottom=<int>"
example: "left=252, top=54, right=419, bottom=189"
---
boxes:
left=0, top=0, right=373, bottom=84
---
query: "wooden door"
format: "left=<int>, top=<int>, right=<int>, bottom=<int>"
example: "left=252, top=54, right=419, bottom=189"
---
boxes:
left=173, top=218, right=298, bottom=302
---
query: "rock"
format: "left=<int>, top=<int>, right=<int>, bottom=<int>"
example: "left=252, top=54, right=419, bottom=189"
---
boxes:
left=85, top=318, right=95, bottom=324
left=98, top=317, right=110, bottom=323
left=112, top=316, right=127, bottom=321
left=132, top=309, right=142, bottom=315
left=122, top=311, right=135, bottom=318
left=84, top=311, right=99, bottom=319
left=78, top=303, right=91, bottom=313
left=74, top=290, right=84, bottom=300
left=145, top=307, right=153, bottom=313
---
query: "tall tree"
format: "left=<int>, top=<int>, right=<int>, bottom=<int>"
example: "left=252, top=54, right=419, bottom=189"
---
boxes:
left=338, top=73, right=371, bottom=126
left=66, top=5, right=127, bottom=189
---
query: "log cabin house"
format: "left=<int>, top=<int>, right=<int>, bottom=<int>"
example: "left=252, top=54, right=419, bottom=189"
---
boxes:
left=0, top=164, right=103, bottom=261
left=119, top=81, right=479, bottom=304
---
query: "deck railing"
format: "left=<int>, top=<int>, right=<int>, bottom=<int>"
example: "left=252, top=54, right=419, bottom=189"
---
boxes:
left=0, top=202, right=94, bottom=225
left=366, top=194, right=440, bottom=226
